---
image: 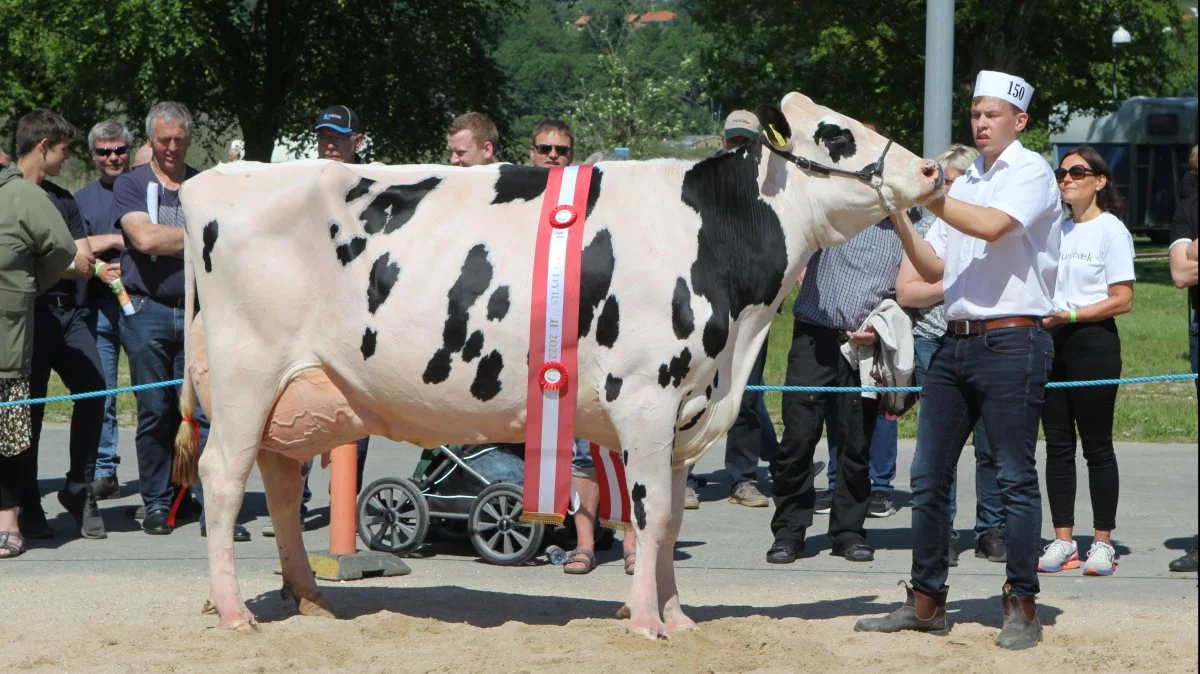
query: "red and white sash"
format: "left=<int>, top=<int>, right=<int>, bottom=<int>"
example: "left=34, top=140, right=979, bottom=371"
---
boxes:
left=591, top=443, right=632, bottom=530
left=523, top=165, right=594, bottom=525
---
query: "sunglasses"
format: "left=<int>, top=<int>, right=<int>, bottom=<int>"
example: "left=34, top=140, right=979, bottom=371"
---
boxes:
left=1054, top=165, right=1097, bottom=182
left=93, top=145, right=129, bottom=158
left=534, top=144, right=572, bottom=156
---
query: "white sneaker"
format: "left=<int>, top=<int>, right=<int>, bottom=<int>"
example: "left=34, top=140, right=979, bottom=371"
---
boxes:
left=1083, top=540, right=1117, bottom=576
left=1037, top=538, right=1079, bottom=573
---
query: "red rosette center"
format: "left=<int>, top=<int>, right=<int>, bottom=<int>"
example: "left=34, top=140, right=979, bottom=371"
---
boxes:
left=549, top=205, right=577, bottom=229
left=538, top=361, right=568, bottom=391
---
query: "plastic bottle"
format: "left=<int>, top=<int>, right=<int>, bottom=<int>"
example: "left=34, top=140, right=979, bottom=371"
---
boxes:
left=95, top=262, right=135, bottom=316
left=545, top=544, right=568, bottom=565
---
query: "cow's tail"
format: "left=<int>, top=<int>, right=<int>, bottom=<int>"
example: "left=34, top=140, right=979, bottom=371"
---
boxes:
left=173, top=230, right=201, bottom=487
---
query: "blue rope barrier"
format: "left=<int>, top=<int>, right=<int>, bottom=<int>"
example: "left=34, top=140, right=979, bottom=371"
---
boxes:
left=0, top=379, right=184, bottom=409
left=747, top=373, right=1197, bottom=394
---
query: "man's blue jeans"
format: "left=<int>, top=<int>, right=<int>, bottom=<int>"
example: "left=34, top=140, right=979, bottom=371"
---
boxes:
left=121, top=296, right=190, bottom=512
left=909, top=327, right=1053, bottom=598
left=86, top=295, right=123, bottom=479
left=913, top=335, right=1003, bottom=538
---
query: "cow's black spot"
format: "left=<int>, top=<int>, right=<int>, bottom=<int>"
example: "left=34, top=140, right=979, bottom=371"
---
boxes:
left=345, top=177, right=376, bottom=202
left=578, top=229, right=614, bottom=339
left=713, top=370, right=719, bottom=389
left=705, top=385, right=712, bottom=400
left=621, top=451, right=628, bottom=466
left=812, top=122, right=858, bottom=164
left=682, top=147, right=788, bottom=358
left=486, top=286, right=510, bottom=321
left=631, top=483, right=647, bottom=530
left=605, top=374, right=623, bottom=402
left=329, top=222, right=340, bottom=239
left=657, top=347, right=691, bottom=388
left=200, top=220, right=219, bottom=273
left=463, top=330, right=484, bottom=362
left=422, top=348, right=453, bottom=384
left=679, top=408, right=705, bottom=431
left=366, top=252, right=401, bottom=314
left=470, top=350, right=504, bottom=401
left=585, top=166, right=603, bottom=216
left=491, top=164, right=548, bottom=204
left=336, top=236, right=368, bottom=265
left=360, top=328, right=377, bottom=360
left=595, top=295, right=619, bottom=348
left=671, top=277, right=694, bottom=339
left=359, top=177, right=442, bottom=235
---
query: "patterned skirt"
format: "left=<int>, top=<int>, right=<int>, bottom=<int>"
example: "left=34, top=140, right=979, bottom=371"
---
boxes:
left=0, top=377, right=32, bottom=457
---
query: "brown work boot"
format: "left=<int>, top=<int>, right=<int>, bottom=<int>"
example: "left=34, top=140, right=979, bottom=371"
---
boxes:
left=729, top=481, right=769, bottom=507
left=854, top=581, right=949, bottom=635
left=995, top=584, right=1042, bottom=650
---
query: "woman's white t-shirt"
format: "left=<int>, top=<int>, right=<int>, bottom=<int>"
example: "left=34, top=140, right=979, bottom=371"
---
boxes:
left=1053, top=212, right=1136, bottom=311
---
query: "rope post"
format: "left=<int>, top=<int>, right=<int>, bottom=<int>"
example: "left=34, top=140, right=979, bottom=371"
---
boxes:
left=329, top=442, right=358, bottom=556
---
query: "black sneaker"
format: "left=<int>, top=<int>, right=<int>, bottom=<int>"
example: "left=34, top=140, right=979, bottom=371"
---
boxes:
left=814, top=489, right=834, bottom=515
left=58, top=486, right=107, bottom=539
left=1169, top=548, right=1198, bottom=572
left=868, top=491, right=897, bottom=518
left=975, top=527, right=1006, bottom=562
left=90, top=475, right=121, bottom=501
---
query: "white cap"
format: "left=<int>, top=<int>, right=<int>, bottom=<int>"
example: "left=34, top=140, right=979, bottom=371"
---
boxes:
left=973, top=70, right=1034, bottom=112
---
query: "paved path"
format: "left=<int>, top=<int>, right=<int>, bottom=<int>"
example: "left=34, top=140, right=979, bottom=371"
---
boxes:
left=8, top=427, right=1196, bottom=609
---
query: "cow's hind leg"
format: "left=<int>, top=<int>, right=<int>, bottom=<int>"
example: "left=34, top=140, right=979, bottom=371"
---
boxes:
left=659, top=463, right=696, bottom=633
left=258, top=450, right=337, bottom=619
left=621, top=437, right=675, bottom=639
left=199, top=422, right=262, bottom=631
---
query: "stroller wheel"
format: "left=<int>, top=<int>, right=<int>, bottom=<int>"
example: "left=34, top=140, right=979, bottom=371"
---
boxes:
left=468, top=483, right=544, bottom=565
left=357, top=477, right=429, bottom=555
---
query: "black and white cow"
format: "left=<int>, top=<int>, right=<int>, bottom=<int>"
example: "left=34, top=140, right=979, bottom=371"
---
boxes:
left=175, top=93, right=943, bottom=638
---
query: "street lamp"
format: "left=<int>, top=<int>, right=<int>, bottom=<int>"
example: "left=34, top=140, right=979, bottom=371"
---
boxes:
left=1111, top=25, right=1132, bottom=100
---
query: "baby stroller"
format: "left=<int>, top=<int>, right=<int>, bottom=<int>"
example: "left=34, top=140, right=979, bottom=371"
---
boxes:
left=356, top=443, right=546, bottom=565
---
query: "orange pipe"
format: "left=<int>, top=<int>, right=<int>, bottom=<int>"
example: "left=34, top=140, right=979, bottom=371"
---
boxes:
left=329, top=442, right=358, bottom=555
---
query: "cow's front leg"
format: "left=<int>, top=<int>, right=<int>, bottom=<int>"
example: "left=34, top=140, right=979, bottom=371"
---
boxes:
left=659, top=463, right=696, bottom=633
left=621, top=441, right=674, bottom=639
left=258, top=450, right=336, bottom=619
left=199, top=431, right=258, bottom=631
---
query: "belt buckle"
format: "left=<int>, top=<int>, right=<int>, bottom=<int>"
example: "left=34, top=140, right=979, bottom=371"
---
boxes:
left=951, top=321, right=969, bottom=336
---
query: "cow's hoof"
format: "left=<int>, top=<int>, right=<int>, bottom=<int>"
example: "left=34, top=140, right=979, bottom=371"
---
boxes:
left=666, top=617, right=699, bottom=634
left=219, top=612, right=259, bottom=633
left=298, top=596, right=339, bottom=620
left=231, top=621, right=260, bottom=635
left=626, top=618, right=668, bottom=640
left=615, top=603, right=631, bottom=619
left=201, top=600, right=218, bottom=615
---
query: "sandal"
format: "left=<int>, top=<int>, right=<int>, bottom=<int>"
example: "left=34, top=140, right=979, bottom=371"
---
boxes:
left=563, top=548, right=596, bottom=575
left=0, top=531, right=26, bottom=559
left=624, top=551, right=636, bottom=575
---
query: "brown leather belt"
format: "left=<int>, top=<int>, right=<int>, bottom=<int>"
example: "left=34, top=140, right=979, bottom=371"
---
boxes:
left=948, top=316, right=1041, bottom=336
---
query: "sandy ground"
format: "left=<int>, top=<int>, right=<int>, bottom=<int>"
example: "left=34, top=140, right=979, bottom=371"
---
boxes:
left=5, top=570, right=1197, bottom=674
left=4, top=430, right=1197, bottom=673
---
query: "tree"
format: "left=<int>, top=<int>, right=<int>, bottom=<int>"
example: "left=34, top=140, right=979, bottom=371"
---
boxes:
left=1, top=0, right=521, bottom=163
left=686, top=0, right=1194, bottom=153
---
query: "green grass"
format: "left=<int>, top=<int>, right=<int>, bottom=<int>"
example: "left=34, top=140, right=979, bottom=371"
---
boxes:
left=762, top=256, right=1196, bottom=444
left=42, top=254, right=1196, bottom=442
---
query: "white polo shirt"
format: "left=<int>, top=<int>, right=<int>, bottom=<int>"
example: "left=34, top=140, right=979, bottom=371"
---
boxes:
left=1052, top=212, right=1135, bottom=311
left=925, top=140, right=1063, bottom=321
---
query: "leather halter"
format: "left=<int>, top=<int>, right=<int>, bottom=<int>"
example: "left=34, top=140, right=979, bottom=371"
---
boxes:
left=763, top=136, right=899, bottom=213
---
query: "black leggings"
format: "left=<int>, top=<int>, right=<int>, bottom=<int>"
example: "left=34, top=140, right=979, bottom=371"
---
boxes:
left=1041, top=320, right=1121, bottom=531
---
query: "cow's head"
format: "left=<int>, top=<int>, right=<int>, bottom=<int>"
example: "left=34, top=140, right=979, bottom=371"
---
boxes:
left=756, top=93, right=942, bottom=240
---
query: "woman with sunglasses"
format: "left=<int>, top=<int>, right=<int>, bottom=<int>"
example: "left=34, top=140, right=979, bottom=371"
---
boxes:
left=1037, top=146, right=1134, bottom=577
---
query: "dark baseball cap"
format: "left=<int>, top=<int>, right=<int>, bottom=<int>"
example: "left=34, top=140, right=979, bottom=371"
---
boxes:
left=314, top=105, right=360, bottom=134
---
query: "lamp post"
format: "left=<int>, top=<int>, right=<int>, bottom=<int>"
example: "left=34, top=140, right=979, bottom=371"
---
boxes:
left=1111, top=25, right=1132, bottom=101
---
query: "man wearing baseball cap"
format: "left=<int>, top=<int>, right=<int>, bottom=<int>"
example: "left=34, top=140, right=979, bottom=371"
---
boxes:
left=722, top=110, right=761, bottom=151
left=314, top=105, right=363, bottom=164
left=856, top=70, right=1061, bottom=650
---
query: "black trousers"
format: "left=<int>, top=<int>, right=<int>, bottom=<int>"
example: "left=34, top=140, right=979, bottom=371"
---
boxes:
left=724, top=331, right=771, bottom=486
left=771, top=319, right=876, bottom=546
left=1041, top=320, right=1121, bottom=531
left=20, top=304, right=105, bottom=507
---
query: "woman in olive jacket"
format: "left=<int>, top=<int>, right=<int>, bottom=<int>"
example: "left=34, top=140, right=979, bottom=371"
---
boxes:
left=0, top=163, right=77, bottom=558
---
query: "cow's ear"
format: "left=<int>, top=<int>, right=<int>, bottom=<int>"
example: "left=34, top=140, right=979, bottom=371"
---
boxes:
left=756, top=105, right=791, bottom=151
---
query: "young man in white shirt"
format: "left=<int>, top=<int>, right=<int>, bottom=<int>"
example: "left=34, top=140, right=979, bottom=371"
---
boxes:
left=855, top=71, right=1062, bottom=650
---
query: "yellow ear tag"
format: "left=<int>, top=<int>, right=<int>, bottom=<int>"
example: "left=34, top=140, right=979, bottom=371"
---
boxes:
left=767, top=123, right=787, bottom=147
